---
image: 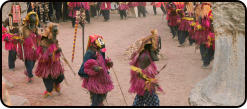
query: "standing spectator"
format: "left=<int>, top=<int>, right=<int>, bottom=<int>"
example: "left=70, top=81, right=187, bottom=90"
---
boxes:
left=160, top=2, right=167, bottom=15
left=96, top=2, right=101, bottom=16
left=118, top=2, right=128, bottom=20
left=151, top=2, right=157, bottom=15
left=111, top=2, right=118, bottom=10
left=68, top=2, right=84, bottom=27
left=100, top=2, right=111, bottom=21
left=62, top=2, right=69, bottom=21
left=53, top=2, right=62, bottom=23
left=48, top=2, right=53, bottom=22
left=27, top=2, right=40, bottom=21
left=83, top=2, right=90, bottom=23
left=34, top=2, right=51, bottom=24
left=137, top=2, right=146, bottom=17
left=127, top=2, right=138, bottom=18
left=40, top=2, right=50, bottom=23
left=151, top=2, right=166, bottom=15
left=89, top=2, right=97, bottom=18
left=27, top=2, right=35, bottom=13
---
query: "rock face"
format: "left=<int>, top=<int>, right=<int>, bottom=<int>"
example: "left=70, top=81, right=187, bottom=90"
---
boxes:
left=189, top=2, right=245, bottom=106
left=2, top=77, right=30, bottom=106
left=2, top=81, right=11, bottom=106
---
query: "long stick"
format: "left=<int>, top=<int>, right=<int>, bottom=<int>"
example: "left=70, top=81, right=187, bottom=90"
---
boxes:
left=61, top=51, right=76, bottom=76
left=158, top=64, right=167, bottom=73
left=80, top=9, right=86, bottom=61
left=111, top=67, right=128, bottom=106
left=21, top=44, right=25, bottom=61
left=82, top=24, right=85, bottom=60
left=71, top=11, right=80, bottom=62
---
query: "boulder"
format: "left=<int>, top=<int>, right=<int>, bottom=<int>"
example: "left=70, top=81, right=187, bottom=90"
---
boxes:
left=189, top=2, right=245, bottom=106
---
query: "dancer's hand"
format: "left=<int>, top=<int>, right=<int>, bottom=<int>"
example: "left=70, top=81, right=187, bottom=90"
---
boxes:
left=92, top=66, right=102, bottom=72
left=106, top=61, right=113, bottom=68
left=4, top=37, right=9, bottom=42
left=55, top=48, right=62, bottom=54
left=151, top=79, right=158, bottom=84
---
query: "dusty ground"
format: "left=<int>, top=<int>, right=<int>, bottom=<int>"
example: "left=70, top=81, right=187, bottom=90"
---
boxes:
left=2, top=5, right=213, bottom=106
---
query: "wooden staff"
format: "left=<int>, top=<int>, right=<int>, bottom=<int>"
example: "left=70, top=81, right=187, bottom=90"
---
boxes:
left=61, top=51, right=76, bottom=76
left=80, top=9, right=86, bottom=60
left=111, top=67, right=128, bottom=106
left=71, top=11, right=80, bottom=62
left=82, top=24, right=85, bottom=59
left=157, top=64, right=167, bottom=74
left=60, top=51, right=74, bottom=86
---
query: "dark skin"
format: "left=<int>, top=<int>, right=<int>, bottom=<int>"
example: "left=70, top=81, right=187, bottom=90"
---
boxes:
left=40, top=25, right=61, bottom=56
left=137, top=44, right=159, bottom=69
left=28, top=14, right=38, bottom=33
left=22, top=14, right=38, bottom=41
left=169, top=3, right=177, bottom=16
left=88, top=42, right=113, bottom=72
left=88, top=45, right=103, bottom=72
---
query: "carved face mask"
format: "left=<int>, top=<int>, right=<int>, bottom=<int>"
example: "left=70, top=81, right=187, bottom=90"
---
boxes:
left=28, top=14, right=37, bottom=29
left=144, top=44, right=159, bottom=61
left=51, top=25, right=58, bottom=40
left=95, top=37, right=106, bottom=52
left=95, top=37, right=105, bottom=48
left=88, top=35, right=107, bottom=52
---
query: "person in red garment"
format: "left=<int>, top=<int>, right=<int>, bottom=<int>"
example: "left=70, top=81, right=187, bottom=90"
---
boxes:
left=18, top=12, right=41, bottom=83
left=2, top=16, right=18, bottom=71
left=137, top=2, right=146, bottom=17
left=177, top=2, right=195, bottom=47
left=166, top=2, right=179, bottom=39
left=78, top=35, right=114, bottom=106
left=68, top=2, right=85, bottom=27
left=2, top=3, right=21, bottom=71
left=129, top=30, right=163, bottom=106
left=191, top=2, right=215, bottom=68
left=118, top=2, right=129, bottom=20
left=100, top=2, right=111, bottom=21
left=198, top=2, right=215, bottom=68
left=35, top=23, right=64, bottom=98
left=82, top=2, right=90, bottom=23
left=151, top=2, right=166, bottom=15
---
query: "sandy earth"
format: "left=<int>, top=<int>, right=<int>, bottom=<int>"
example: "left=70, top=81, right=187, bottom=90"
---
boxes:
left=2, top=5, right=213, bottom=106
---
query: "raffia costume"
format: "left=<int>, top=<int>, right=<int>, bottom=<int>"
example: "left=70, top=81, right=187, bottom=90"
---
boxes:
left=166, top=2, right=179, bottom=38
left=2, top=3, right=21, bottom=70
left=129, top=30, right=163, bottom=106
left=177, top=2, right=195, bottom=46
left=191, top=2, right=215, bottom=67
left=78, top=35, right=114, bottom=106
left=18, top=12, right=41, bottom=82
left=35, top=23, right=64, bottom=97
